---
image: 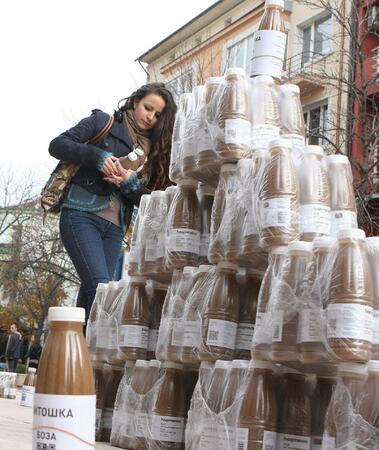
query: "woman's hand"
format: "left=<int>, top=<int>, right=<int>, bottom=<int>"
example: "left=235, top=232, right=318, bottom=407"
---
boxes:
left=101, top=155, right=120, bottom=177
left=103, top=159, right=134, bottom=186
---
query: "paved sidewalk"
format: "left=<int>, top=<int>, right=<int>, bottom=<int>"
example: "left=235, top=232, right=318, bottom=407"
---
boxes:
left=0, top=390, right=118, bottom=449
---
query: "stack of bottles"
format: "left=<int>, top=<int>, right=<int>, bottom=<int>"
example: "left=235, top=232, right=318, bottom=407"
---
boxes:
left=20, top=367, right=37, bottom=408
left=0, top=372, right=17, bottom=399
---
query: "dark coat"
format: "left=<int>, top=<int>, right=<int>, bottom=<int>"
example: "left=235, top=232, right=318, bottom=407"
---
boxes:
left=5, top=332, right=22, bottom=360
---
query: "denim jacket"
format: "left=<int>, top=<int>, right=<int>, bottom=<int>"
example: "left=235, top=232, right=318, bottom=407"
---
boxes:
left=49, top=109, right=149, bottom=231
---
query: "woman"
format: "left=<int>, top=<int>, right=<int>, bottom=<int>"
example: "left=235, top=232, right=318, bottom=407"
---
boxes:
left=25, top=334, right=42, bottom=370
left=49, top=83, right=176, bottom=322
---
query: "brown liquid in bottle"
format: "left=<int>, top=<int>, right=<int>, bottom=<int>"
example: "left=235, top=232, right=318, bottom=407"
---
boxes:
left=150, top=361, right=186, bottom=450
left=260, top=139, right=299, bottom=250
left=167, top=179, right=201, bottom=269
left=327, top=155, right=358, bottom=235
left=359, top=360, right=379, bottom=430
left=298, top=146, right=330, bottom=241
left=119, top=147, right=146, bottom=171
left=216, top=68, right=251, bottom=161
left=238, top=361, right=278, bottom=450
left=327, top=229, right=373, bottom=362
left=252, top=246, right=287, bottom=361
left=147, top=282, right=168, bottom=360
left=310, top=376, right=335, bottom=450
left=200, top=262, right=239, bottom=361
left=119, top=276, right=149, bottom=361
left=101, top=364, right=124, bottom=442
left=250, top=0, right=286, bottom=82
left=33, top=307, right=95, bottom=450
left=271, top=240, right=313, bottom=364
left=108, top=280, right=129, bottom=366
left=278, top=369, right=311, bottom=450
left=235, top=270, right=261, bottom=360
left=197, top=77, right=223, bottom=187
left=129, top=194, right=151, bottom=276
left=197, top=184, right=215, bottom=265
left=180, top=265, right=215, bottom=368
left=206, top=360, right=231, bottom=414
left=21, top=367, right=37, bottom=408
left=298, top=236, right=335, bottom=365
left=366, top=237, right=379, bottom=360
left=93, top=362, right=109, bottom=442
left=220, top=359, right=249, bottom=411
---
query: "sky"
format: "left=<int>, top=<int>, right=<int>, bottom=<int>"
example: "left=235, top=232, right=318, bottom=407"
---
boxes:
left=0, top=0, right=216, bottom=189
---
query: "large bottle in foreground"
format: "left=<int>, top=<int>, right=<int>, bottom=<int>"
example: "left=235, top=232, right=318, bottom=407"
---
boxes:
left=33, top=307, right=95, bottom=450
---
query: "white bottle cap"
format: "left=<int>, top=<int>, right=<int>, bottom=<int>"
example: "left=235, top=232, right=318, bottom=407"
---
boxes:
left=28, top=368, right=37, bottom=373
left=178, top=178, right=198, bottom=188
left=304, top=145, right=324, bottom=156
left=221, top=163, right=238, bottom=174
left=288, top=240, right=313, bottom=253
left=135, top=360, right=150, bottom=368
left=206, top=76, right=224, bottom=86
left=280, top=83, right=300, bottom=93
left=149, top=360, right=160, bottom=368
left=130, top=275, right=147, bottom=283
left=217, top=261, right=239, bottom=271
left=271, top=246, right=288, bottom=255
left=327, top=154, right=349, bottom=165
left=232, top=360, right=250, bottom=369
left=127, top=152, right=138, bottom=162
left=269, top=138, right=292, bottom=150
left=48, top=307, right=85, bottom=323
left=215, top=360, right=232, bottom=369
left=197, top=184, right=215, bottom=196
left=265, top=0, right=284, bottom=8
left=313, top=236, right=336, bottom=250
left=134, top=148, right=145, bottom=157
left=368, top=360, right=379, bottom=372
left=162, top=361, right=183, bottom=370
left=253, top=75, right=275, bottom=85
left=197, top=265, right=214, bottom=274
left=338, top=362, right=367, bottom=375
left=225, top=67, right=246, bottom=77
left=337, top=228, right=366, bottom=241
left=366, top=237, right=379, bottom=248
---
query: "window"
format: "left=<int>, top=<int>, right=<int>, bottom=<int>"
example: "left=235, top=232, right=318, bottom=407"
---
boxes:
left=166, top=69, right=194, bottom=102
left=303, top=102, right=328, bottom=146
left=227, top=34, right=255, bottom=74
left=302, top=15, right=332, bottom=63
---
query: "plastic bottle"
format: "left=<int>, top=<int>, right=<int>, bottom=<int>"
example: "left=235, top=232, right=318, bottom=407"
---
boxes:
left=252, top=246, right=288, bottom=360
left=298, top=146, right=330, bottom=241
left=271, top=240, right=313, bottom=364
left=358, top=360, right=379, bottom=429
left=150, top=362, right=186, bottom=449
left=197, top=184, right=215, bottom=264
left=119, top=147, right=146, bottom=171
left=200, top=262, right=239, bottom=361
left=238, top=360, right=278, bottom=450
left=87, top=283, right=108, bottom=362
left=147, top=281, right=168, bottom=360
left=93, top=362, right=108, bottom=442
left=119, top=276, right=149, bottom=361
left=216, top=68, right=251, bottom=161
left=298, top=237, right=336, bottom=364
left=327, top=228, right=373, bottom=362
left=327, top=155, right=358, bottom=235
left=205, top=360, right=231, bottom=414
left=278, top=368, right=312, bottom=450
left=260, top=138, right=299, bottom=250
left=167, top=179, right=201, bottom=269
left=250, top=0, right=287, bottom=82
left=366, top=237, right=379, bottom=360
left=33, top=307, right=95, bottom=450
left=101, top=365, right=124, bottom=442
left=20, top=367, right=37, bottom=408
left=8, top=374, right=17, bottom=399
left=220, top=359, right=249, bottom=411
left=311, top=376, right=335, bottom=450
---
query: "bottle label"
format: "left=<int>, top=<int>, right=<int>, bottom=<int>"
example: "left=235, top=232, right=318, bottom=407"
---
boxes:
left=253, top=312, right=272, bottom=345
left=200, top=233, right=210, bottom=257
left=330, top=210, right=358, bottom=234
left=183, top=320, right=201, bottom=347
left=236, top=323, right=255, bottom=350
left=33, top=393, right=96, bottom=450
left=135, top=412, right=149, bottom=437
left=298, top=309, right=323, bottom=343
left=171, top=320, right=184, bottom=346
left=251, top=124, right=280, bottom=150
left=311, top=435, right=323, bottom=450
left=148, top=329, right=159, bottom=352
left=320, top=434, right=335, bottom=450
left=95, top=408, right=102, bottom=430
left=262, top=197, right=291, bottom=228
left=277, top=432, right=311, bottom=450
left=145, top=237, right=157, bottom=262
left=263, top=430, right=278, bottom=450
left=150, top=414, right=185, bottom=443
left=200, top=423, right=248, bottom=450
left=119, top=324, right=149, bottom=349
left=108, top=327, right=118, bottom=350
left=225, top=118, right=251, bottom=146
left=327, top=304, right=373, bottom=341
left=102, top=407, right=113, bottom=429
left=373, top=310, right=379, bottom=344
left=206, top=319, right=237, bottom=349
left=250, top=30, right=287, bottom=79
left=299, top=204, right=331, bottom=235
left=168, top=229, right=200, bottom=254
left=272, top=310, right=284, bottom=342
left=21, top=385, right=35, bottom=407
left=198, top=127, right=213, bottom=152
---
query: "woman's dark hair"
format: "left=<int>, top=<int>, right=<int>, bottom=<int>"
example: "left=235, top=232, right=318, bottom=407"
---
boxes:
left=118, top=82, right=177, bottom=191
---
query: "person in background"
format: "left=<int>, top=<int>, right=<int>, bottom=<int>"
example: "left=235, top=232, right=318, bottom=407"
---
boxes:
left=5, top=323, right=22, bottom=372
left=49, top=83, right=176, bottom=325
left=25, top=334, right=42, bottom=370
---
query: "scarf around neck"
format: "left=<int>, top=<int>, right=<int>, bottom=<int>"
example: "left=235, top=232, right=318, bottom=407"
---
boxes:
left=123, top=109, right=152, bottom=156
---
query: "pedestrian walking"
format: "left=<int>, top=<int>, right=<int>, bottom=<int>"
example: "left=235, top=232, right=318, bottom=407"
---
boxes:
left=48, top=83, right=176, bottom=324
left=25, top=334, right=42, bottom=370
left=5, top=323, right=22, bottom=372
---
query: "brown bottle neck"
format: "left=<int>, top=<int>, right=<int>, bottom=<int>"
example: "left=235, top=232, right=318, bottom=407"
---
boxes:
left=49, top=321, right=84, bottom=333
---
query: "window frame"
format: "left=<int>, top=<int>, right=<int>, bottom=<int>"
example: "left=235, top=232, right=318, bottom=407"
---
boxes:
left=301, top=14, right=333, bottom=64
left=303, top=100, right=329, bottom=146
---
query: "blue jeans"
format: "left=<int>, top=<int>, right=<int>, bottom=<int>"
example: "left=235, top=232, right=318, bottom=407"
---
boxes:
left=60, top=209, right=124, bottom=322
